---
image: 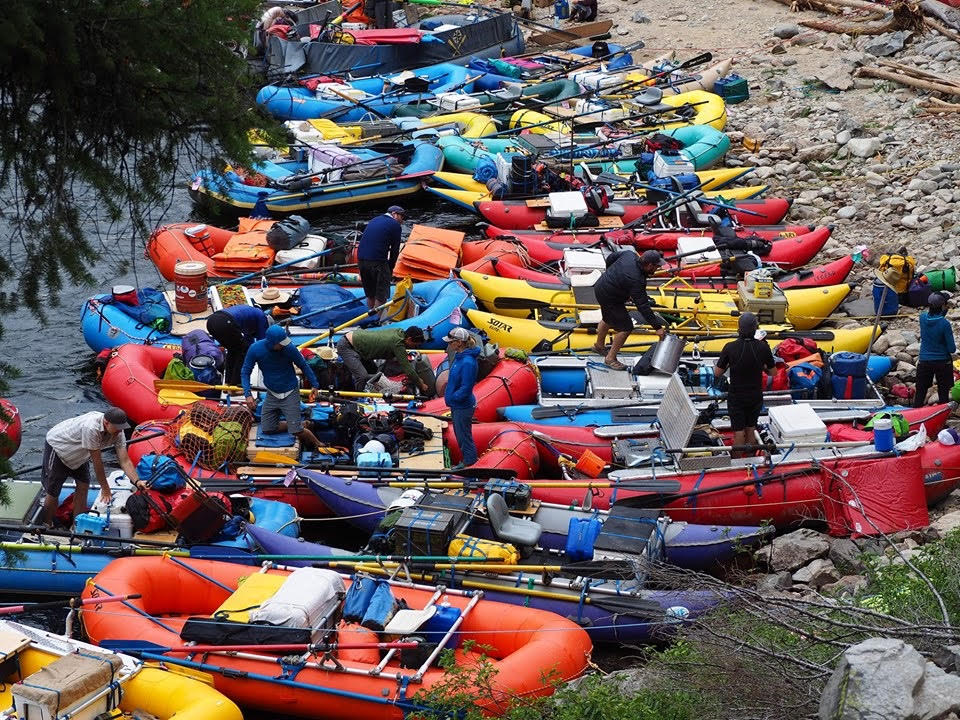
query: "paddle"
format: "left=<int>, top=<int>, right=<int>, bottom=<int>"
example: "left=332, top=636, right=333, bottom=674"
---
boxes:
left=288, top=464, right=518, bottom=480
left=297, top=297, right=399, bottom=351
left=101, top=639, right=418, bottom=655
left=2, top=523, right=184, bottom=549
left=324, top=85, right=392, bottom=120
left=349, top=557, right=643, bottom=580
left=215, top=248, right=335, bottom=287
left=593, top=172, right=765, bottom=219
left=154, top=379, right=415, bottom=402
left=0, top=593, right=141, bottom=616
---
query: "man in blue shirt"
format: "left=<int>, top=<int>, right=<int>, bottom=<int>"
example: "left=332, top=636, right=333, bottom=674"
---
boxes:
left=357, top=206, right=405, bottom=309
left=242, top=325, right=322, bottom=448
left=915, top=292, right=956, bottom=406
left=207, top=304, right=271, bottom=385
left=443, top=327, right=481, bottom=467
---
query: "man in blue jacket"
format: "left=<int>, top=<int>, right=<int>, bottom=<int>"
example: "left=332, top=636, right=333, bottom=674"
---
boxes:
left=207, top=305, right=270, bottom=385
left=242, top=325, right=321, bottom=448
left=357, top=206, right=405, bottom=309
left=444, top=327, right=481, bottom=468
left=915, top=292, right=956, bottom=406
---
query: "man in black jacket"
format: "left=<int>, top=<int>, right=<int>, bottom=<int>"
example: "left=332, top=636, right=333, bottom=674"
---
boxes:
left=592, top=249, right=666, bottom=369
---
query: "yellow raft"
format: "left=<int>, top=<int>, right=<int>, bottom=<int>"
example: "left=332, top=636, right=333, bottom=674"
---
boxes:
left=0, top=620, right=242, bottom=720
left=459, top=270, right=852, bottom=331
left=287, top=111, right=498, bottom=144
left=466, top=308, right=879, bottom=355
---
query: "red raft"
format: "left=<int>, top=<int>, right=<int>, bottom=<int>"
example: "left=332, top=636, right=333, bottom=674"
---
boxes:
left=441, top=410, right=958, bottom=528
left=475, top=197, right=793, bottom=230
left=0, top=398, right=22, bottom=459
left=482, top=223, right=821, bottom=247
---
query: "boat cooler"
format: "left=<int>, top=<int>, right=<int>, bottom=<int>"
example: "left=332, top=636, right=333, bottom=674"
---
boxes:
left=767, top=404, right=828, bottom=447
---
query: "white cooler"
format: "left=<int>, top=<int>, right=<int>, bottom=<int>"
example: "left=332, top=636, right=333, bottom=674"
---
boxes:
left=767, top=404, right=827, bottom=446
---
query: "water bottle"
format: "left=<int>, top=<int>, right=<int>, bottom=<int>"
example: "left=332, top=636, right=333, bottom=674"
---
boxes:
left=554, top=0, right=569, bottom=20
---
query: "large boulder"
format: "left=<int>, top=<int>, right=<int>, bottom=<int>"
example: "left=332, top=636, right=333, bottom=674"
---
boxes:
left=819, top=638, right=960, bottom=720
left=762, top=529, right=831, bottom=572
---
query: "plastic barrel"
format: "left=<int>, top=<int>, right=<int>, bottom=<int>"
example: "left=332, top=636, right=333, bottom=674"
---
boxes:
left=923, top=267, right=957, bottom=292
left=871, top=279, right=899, bottom=316
left=173, top=261, right=209, bottom=313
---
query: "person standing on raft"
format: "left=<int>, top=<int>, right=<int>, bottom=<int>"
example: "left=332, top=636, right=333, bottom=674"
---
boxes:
left=714, top=313, right=775, bottom=455
left=40, top=407, right=144, bottom=526
left=242, top=325, right=322, bottom=449
left=444, top=327, right=480, bottom=468
left=357, top=206, right=405, bottom=310
left=915, top=291, right=956, bottom=406
left=592, top=249, right=666, bottom=370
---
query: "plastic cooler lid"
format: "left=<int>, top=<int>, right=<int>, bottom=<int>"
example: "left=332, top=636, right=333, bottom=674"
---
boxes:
left=767, top=404, right=827, bottom=436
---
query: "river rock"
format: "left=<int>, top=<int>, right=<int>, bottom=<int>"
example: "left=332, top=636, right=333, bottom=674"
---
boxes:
left=931, top=510, right=960, bottom=536
left=819, top=638, right=960, bottom=720
left=836, top=205, right=858, bottom=219
left=864, top=30, right=912, bottom=57
left=792, top=558, right=840, bottom=588
left=756, top=571, right=794, bottom=593
left=632, top=10, right=651, bottom=22
left=764, top=529, right=830, bottom=572
left=829, top=538, right=867, bottom=572
left=901, top=214, right=921, bottom=228
left=821, top=575, right=868, bottom=596
left=774, top=23, right=801, bottom=39
left=847, top=137, right=882, bottom=158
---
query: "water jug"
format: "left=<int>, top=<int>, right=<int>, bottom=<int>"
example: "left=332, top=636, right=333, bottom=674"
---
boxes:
left=555, top=0, right=569, bottom=20
left=873, top=417, right=895, bottom=452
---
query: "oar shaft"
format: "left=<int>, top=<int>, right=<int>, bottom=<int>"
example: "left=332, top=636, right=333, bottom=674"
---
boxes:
left=158, top=642, right=418, bottom=654
left=0, top=593, right=142, bottom=616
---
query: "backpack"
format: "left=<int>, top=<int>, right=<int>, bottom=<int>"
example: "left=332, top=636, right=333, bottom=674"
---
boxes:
left=266, top=215, right=310, bottom=251
left=109, top=288, right=171, bottom=331
left=775, top=337, right=819, bottom=363
left=864, top=411, right=910, bottom=438
left=163, top=357, right=195, bottom=381
left=788, top=363, right=822, bottom=399
left=181, top=330, right=224, bottom=370
left=877, top=252, right=916, bottom=294
left=135, top=454, right=187, bottom=494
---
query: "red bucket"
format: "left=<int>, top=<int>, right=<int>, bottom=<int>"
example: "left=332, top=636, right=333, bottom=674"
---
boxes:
left=111, top=284, right=139, bottom=306
left=173, top=261, right=209, bottom=313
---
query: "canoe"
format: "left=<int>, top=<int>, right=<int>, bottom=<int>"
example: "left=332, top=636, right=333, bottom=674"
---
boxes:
left=473, top=196, right=792, bottom=229
left=190, top=141, right=443, bottom=216
left=257, top=64, right=478, bottom=121
left=466, top=308, right=880, bottom=354
left=459, top=269, right=852, bottom=331
left=0, top=620, right=242, bottom=720
left=244, top=524, right=727, bottom=646
left=0, top=398, right=21, bottom=459
left=435, top=123, right=732, bottom=174
left=464, top=225, right=832, bottom=276
left=485, top=252, right=856, bottom=290
left=81, top=555, right=592, bottom=719
left=296, top=468, right=771, bottom=568
left=263, top=11, right=525, bottom=78
left=82, top=277, right=473, bottom=352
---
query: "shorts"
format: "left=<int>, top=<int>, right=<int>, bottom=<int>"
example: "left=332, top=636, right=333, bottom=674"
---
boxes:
left=41, top=442, right=91, bottom=497
left=728, top=394, right=764, bottom=431
left=595, top=286, right=633, bottom=333
left=261, top=391, right=304, bottom=434
left=358, top=260, right=391, bottom=303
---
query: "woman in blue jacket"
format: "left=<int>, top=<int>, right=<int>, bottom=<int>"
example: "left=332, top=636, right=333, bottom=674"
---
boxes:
left=444, top=327, right=481, bottom=467
left=915, top=292, right=956, bottom=407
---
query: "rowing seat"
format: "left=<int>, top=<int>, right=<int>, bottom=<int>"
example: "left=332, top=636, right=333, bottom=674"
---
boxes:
left=486, top=493, right=541, bottom=547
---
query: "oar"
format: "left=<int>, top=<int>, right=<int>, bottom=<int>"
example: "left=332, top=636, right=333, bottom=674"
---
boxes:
left=0, top=431, right=164, bottom=480
left=280, top=463, right=518, bottom=480
left=215, top=248, right=336, bottom=287
left=324, top=85, right=392, bottom=120
left=593, top=172, right=766, bottom=218
left=0, top=593, right=142, bottom=616
left=0, top=523, right=184, bottom=549
left=101, top=639, right=418, bottom=655
left=297, top=298, right=400, bottom=350
left=153, top=379, right=415, bottom=402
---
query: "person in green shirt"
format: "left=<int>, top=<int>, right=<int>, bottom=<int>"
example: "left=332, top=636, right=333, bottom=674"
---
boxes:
left=337, top=326, right=428, bottom=394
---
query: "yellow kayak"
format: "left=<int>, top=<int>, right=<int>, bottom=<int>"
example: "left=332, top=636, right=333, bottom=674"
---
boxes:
left=466, top=308, right=879, bottom=355
left=431, top=167, right=761, bottom=195
left=459, top=270, right=852, bottom=331
left=0, top=620, right=242, bottom=720
left=569, top=90, right=727, bottom=132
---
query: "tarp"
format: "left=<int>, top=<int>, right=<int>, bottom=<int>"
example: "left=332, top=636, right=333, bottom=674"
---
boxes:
left=820, top=454, right=929, bottom=537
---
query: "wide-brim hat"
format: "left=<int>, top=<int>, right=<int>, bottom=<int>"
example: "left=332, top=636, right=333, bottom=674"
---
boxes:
left=317, top=346, right=338, bottom=361
left=253, top=287, right=291, bottom=305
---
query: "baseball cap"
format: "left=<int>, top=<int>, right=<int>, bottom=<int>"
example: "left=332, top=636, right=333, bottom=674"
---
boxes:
left=443, top=327, right=471, bottom=342
left=104, top=407, right=130, bottom=429
left=387, top=205, right=407, bottom=217
left=640, top=249, right=665, bottom=266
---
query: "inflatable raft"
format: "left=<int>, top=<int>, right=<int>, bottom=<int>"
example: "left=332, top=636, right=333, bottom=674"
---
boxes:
left=0, top=398, right=21, bottom=459
left=81, top=556, right=593, bottom=720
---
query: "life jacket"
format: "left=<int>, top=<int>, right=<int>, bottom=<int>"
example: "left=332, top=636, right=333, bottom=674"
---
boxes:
left=211, top=227, right=276, bottom=273
left=644, top=133, right=685, bottom=153
left=877, top=252, right=916, bottom=294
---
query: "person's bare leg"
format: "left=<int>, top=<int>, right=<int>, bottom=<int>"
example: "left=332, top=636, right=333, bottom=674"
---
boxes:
left=72, top=483, right=90, bottom=521
left=744, top=427, right=758, bottom=450
left=42, top=494, right=59, bottom=526
left=732, top=430, right=746, bottom=458
left=606, top=330, right=630, bottom=365
left=296, top=427, right=322, bottom=451
left=595, top=320, right=610, bottom=348
left=367, top=297, right=377, bottom=310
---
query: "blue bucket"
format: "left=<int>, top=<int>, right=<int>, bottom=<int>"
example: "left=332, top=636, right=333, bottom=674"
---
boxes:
left=872, top=279, right=899, bottom=316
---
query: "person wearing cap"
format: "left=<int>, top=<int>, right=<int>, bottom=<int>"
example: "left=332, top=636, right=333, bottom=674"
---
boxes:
left=915, top=291, right=956, bottom=407
left=444, top=327, right=481, bottom=467
left=714, top=313, right=775, bottom=455
left=241, top=325, right=322, bottom=449
left=337, top=326, right=428, bottom=394
left=357, top=207, right=406, bottom=309
left=40, top=408, right=144, bottom=526
left=206, top=305, right=271, bottom=386
left=592, top=249, right=666, bottom=370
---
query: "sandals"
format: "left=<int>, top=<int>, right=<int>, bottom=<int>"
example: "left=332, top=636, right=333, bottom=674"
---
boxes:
left=591, top=342, right=606, bottom=355
left=604, top=359, right=627, bottom=371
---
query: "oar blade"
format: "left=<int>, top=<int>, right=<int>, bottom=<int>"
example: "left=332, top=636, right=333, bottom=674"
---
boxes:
left=157, top=389, right=204, bottom=406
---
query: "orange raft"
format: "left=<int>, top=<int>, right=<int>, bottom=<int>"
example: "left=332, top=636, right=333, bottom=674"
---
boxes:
left=82, top=556, right=593, bottom=720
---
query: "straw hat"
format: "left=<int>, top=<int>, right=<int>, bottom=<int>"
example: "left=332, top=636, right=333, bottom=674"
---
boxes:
left=252, top=286, right=291, bottom=305
left=317, top=346, right=338, bottom=361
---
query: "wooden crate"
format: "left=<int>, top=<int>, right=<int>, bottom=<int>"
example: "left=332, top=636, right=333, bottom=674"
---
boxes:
left=398, top=416, right=447, bottom=471
left=246, top=426, right=300, bottom=461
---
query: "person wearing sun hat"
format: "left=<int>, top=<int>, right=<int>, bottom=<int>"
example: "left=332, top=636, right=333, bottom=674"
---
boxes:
left=357, top=206, right=406, bottom=310
left=443, top=327, right=480, bottom=468
left=41, top=407, right=144, bottom=526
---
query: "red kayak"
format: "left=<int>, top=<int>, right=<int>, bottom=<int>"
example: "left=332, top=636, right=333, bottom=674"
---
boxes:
left=463, top=226, right=833, bottom=276
left=482, top=224, right=822, bottom=248
left=483, top=253, right=856, bottom=290
left=0, top=398, right=22, bottom=459
left=475, top=198, right=793, bottom=230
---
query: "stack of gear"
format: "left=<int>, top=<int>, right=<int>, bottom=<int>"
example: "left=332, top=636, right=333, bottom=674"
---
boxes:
left=178, top=403, right=253, bottom=470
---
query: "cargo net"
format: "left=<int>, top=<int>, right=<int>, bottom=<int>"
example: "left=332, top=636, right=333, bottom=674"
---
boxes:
left=157, top=403, right=253, bottom=471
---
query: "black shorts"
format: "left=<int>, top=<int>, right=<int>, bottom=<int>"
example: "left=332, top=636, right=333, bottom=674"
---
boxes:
left=358, top=260, right=391, bottom=303
left=41, top=442, right=91, bottom=497
left=728, top=394, right=764, bottom=431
